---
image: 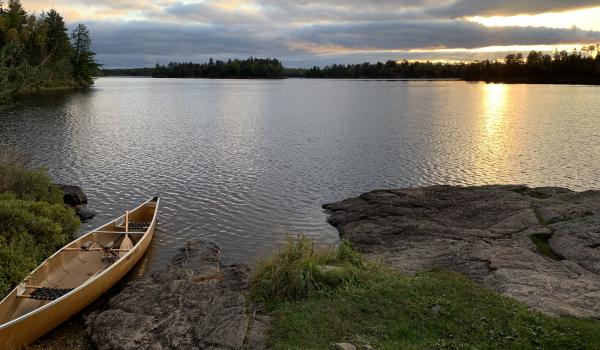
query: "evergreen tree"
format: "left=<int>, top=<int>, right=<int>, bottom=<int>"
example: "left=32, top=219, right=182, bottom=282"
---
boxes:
left=70, top=23, right=98, bottom=85
left=4, top=0, right=26, bottom=36
left=44, top=9, right=69, bottom=58
left=0, top=1, right=6, bottom=50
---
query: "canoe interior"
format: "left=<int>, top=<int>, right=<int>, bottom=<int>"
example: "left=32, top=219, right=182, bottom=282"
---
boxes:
left=0, top=199, right=157, bottom=326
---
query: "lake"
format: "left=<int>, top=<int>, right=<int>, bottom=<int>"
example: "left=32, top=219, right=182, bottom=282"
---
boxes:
left=1, top=78, right=599, bottom=271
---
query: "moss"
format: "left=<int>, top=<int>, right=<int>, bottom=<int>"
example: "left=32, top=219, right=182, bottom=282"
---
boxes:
left=530, top=233, right=562, bottom=261
left=529, top=206, right=562, bottom=261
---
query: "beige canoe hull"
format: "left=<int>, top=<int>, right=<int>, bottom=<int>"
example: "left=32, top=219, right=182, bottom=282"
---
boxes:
left=0, top=199, right=158, bottom=350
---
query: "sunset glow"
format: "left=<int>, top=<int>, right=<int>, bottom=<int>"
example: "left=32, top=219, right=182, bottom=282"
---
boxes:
left=468, top=7, right=600, bottom=31
left=18, top=1, right=600, bottom=67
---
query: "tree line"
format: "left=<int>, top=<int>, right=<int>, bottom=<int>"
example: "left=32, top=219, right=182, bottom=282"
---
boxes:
left=104, top=46, right=600, bottom=84
left=463, top=46, right=600, bottom=83
left=151, top=58, right=285, bottom=78
left=293, top=46, right=600, bottom=83
left=0, top=0, right=99, bottom=104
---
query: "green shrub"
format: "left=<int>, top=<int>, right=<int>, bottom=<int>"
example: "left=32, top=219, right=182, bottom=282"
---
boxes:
left=0, top=165, right=63, bottom=204
left=0, top=164, right=79, bottom=298
left=251, top=236, right=377, bottom=301
left=0, top=196, right=79, bottom=297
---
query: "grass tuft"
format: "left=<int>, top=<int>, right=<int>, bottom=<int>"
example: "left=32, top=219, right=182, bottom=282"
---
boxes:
left=251, top=236, right=377, bottom=301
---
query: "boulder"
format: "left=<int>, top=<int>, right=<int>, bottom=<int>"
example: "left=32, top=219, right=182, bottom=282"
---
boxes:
left=324, top=185, right=600, bottom=318
left=75, top=206, right=96, bottom=222
left=56, top=184, right=88, bottom=206
left=85, top=239, right=270, bottom=350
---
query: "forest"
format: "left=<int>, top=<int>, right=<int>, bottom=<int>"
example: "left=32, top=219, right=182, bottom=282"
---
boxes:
left=294, top=46, right=600, bottom=83
left=104, top=46, right=600, bottom=84
left=151, top=58, right=285, bottom=78
left=0, top=0, right=99, bottom=105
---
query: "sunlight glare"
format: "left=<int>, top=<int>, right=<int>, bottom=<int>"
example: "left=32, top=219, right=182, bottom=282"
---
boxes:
left=468, top=7, right=600, bottom=31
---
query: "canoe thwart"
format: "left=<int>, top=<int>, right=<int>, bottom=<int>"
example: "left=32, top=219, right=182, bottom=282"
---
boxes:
left=116, top=222, right=151, bottom=230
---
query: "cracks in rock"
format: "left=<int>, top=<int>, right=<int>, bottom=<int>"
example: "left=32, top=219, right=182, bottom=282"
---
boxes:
left=529, top=204, right=563, bottom=261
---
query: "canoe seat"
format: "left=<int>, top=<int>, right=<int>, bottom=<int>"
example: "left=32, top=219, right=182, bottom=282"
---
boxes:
left=29, top=287, right=74, bottom=301
left=127, top=222, right=150, bottom=230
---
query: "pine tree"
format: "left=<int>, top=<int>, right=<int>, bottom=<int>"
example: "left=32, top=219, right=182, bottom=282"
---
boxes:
left=0, top=1, right=6, bottom=50
left=4, top=0, right=26, bottom=35
left=45, top=9, right=69, bottom=58
left=71, top=23, right=98, bottom=85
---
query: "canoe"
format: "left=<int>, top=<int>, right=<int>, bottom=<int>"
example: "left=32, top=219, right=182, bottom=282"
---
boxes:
left=0, top=196, right=160, bottom=350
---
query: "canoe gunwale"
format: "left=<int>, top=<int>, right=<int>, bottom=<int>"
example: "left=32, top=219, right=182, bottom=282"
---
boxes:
left=0, top=197, right=160, bottom=330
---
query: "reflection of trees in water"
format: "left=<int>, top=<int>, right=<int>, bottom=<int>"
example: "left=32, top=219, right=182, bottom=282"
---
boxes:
left=16, top=88, right=93, bottom=108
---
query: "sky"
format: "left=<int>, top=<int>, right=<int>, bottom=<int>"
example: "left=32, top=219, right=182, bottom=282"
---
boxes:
left=22, top=0, right=600, bottom=68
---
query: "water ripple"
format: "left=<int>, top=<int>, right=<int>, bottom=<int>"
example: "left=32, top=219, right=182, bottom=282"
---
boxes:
left=2, top=79, right=599, bottom=271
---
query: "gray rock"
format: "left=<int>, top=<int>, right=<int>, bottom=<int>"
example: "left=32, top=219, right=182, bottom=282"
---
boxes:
left=332, top=343, right=357, bottom=350
left=57, top=184, right=88, bottom=206
left=324, top=185, right=600, bottom=318
left=75, top=205, right=96, bottom=222
left=85, top=239, right=271, bottom=350
left=246, top=314, right=272, bottom=350
left=550, top=215, right=600, bottom=274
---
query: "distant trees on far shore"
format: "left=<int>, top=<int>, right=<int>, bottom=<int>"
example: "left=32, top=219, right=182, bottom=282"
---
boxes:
left=102, top=45, right=600, bottom=85
left=463, top=45, right=600, bottom=83
left=152, top=57, right=284, bottom=78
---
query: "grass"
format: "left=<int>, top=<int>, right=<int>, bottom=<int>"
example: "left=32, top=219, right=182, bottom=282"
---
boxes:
left=254, top=236, right=600, bottom=350
left=251, top=235, right=372, bottom=301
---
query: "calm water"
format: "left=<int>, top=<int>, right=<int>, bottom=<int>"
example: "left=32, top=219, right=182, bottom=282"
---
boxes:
left=1, top=78, right=600, bottom=271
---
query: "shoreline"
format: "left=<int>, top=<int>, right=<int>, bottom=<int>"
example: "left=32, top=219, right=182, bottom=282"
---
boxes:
left=24, top=184, right=600, bottom=349
left=97, top=75, right=600, bottom=86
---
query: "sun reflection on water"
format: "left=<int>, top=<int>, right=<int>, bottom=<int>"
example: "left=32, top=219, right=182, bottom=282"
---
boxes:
left=483, top=83, right=508, bottom=136
left=475, top=83, right=512, bottom=182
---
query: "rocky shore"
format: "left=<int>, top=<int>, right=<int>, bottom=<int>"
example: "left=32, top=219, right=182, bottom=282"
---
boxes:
left=85, top=239, right=270, bottom=350
left=323, top=185, right=600, bottom=318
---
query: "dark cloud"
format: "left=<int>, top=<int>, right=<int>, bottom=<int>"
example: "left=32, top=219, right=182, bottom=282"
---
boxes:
left=76, top=0, right=600, bottom=67
left=90, top=18, right=600, bottom=68
left=295, top=21, right=600, bottom=50
left=86, top=21, right=289, bottom=67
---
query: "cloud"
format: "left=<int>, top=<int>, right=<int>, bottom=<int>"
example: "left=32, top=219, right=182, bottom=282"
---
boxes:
left=88, top=18, right=600, bottom=68
left=431, top=0, right=600, bottom=17
left=24, top=0, right=599, bottom=67
left=294, top=21, right=600, bottom=51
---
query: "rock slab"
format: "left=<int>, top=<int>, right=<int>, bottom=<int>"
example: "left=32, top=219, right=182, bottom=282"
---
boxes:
left=324, top=185, right=600, bottom=318
left=85, top=239, right=270, bottom=350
